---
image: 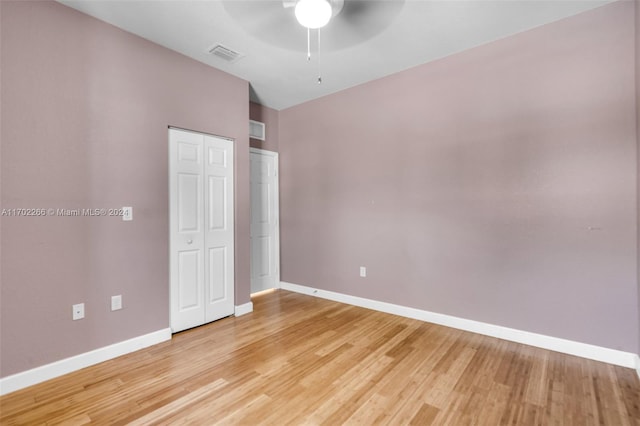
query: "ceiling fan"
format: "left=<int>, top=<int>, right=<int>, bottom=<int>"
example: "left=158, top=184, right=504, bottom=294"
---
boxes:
left=282, top=0, right=347, bottom=83
left=222, top=0, right=405, bottom=53
left=222, top=0, right=404, bottom=84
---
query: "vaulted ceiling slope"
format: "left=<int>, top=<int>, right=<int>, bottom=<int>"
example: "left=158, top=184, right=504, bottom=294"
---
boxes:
left=59, top=0, right=611, bottom=110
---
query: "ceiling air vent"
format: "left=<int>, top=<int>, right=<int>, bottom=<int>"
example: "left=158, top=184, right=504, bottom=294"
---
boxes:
left=208, top=44, right=244, bottom=63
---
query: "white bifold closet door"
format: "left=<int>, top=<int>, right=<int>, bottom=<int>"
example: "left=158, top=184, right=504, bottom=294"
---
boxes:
left=169, top=128, right=234, bottom=333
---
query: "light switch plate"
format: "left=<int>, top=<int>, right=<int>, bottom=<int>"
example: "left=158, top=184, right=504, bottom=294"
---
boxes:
left=111, top=295, right=122, bottom=311
left=360, top=266, right=367, bottom=277
left=122, top=206, right=133, bottom=221
left=72, top=303, right=85, bottom=320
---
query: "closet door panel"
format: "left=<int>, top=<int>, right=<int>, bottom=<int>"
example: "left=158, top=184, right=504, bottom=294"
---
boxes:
left=203, top=135, right=235, bottom=323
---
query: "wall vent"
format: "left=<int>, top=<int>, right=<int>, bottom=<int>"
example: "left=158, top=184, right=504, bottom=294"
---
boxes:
left=208, top=44, right=244, bottom=63
left=249, top=120, right=266, bottom=141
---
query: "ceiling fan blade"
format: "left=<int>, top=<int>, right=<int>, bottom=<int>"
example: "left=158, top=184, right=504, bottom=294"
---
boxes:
left=325, top=0, right=404, bottom=48
left=338, top=0, right=404, bottom=27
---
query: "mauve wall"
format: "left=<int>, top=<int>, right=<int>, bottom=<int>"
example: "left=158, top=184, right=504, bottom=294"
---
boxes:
left=250, top=102, right=279, bottom=152
left=0, top=1, right=250, bottom=377
left=280, top=1, right=639, bottom=352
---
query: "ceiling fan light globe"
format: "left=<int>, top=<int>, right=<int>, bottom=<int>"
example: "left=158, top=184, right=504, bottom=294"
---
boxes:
left=295, top=0, right=332, bottom=29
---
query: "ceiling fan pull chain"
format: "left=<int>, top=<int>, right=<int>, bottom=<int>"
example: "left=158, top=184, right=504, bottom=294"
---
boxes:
left=307, top=27, right=311, bottom=61
left=317, top=28, right=322, bottom=84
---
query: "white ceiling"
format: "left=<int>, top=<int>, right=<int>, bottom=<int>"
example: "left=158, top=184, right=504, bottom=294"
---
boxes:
left=59, top=0, right=611, bottom=111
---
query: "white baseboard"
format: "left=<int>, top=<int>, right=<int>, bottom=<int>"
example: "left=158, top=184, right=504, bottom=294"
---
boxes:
left=234, top=302, right=253, bottom=317
left=280, top=282, right=639, bottom=370
left=0, top=328, right=172, bottom=396
left=636, top=355, right=640, bottom=380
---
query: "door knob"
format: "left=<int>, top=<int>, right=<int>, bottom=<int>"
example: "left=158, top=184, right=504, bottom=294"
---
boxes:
left=187, top=239, right=193, bottom=245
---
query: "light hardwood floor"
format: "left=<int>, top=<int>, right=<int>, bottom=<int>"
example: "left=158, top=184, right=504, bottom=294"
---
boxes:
left=1, top=289, right=639, bottom=425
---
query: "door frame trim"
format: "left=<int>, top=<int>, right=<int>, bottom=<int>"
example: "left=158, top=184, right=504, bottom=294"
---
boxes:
left=169, top=125, right=234, bottom=142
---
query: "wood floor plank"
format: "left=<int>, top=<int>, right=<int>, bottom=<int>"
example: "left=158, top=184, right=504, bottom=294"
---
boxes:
left=1, top=289, right=638, bottom=425
left=409, top=402, right=440, bottom=425
left=126, top=378, right=228, bottom=425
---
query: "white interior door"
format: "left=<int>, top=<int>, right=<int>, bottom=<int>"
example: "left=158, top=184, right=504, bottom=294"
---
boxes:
left=250, top=148, right=279, bottom=294
left=170, top=128, right=234, bottom=333
left=203, top=135, right=235, bottom=322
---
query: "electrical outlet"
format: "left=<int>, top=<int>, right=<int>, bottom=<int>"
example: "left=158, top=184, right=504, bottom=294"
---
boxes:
left=122, top=206, right=133, bottom=221
left=111, top=295, right=122, bottom=311
left=72, top=303, right=85, bottom=320
left=360, top=266, right=367, bottom=278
